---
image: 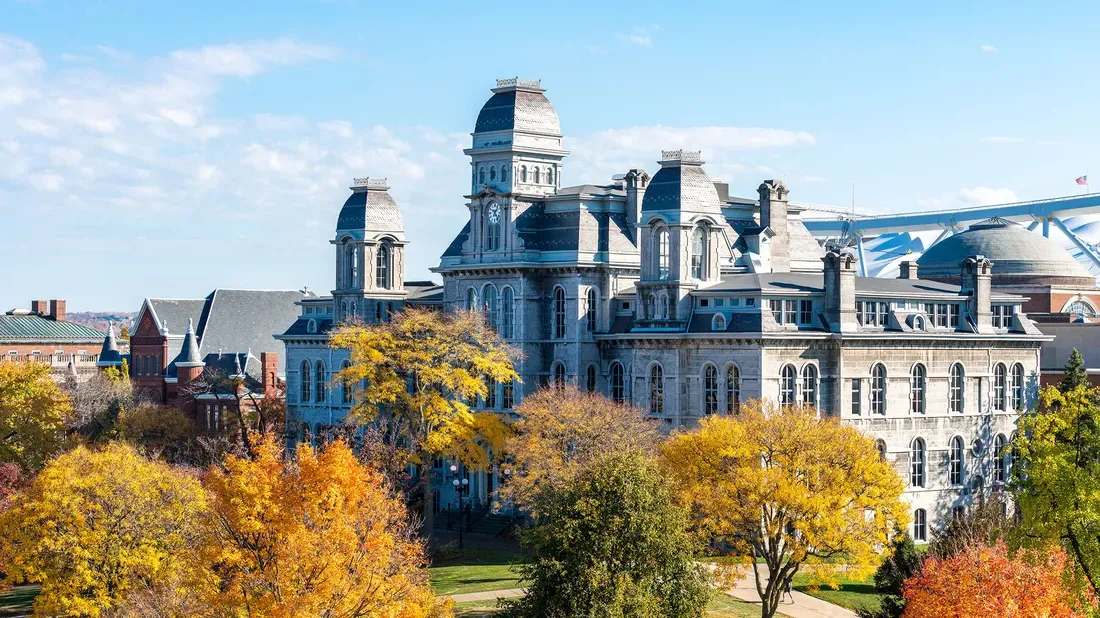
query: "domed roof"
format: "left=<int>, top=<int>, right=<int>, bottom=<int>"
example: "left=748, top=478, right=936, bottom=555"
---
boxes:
left=336, top=178, right=405, bottom=237
left=641, top=150, right=724, bottom=218
left=474, top=78, right=561, bottom=136
left=917, top=218, right=1093, bottom=281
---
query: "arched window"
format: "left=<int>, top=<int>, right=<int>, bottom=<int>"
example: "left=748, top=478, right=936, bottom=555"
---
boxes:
left=712, top=314, right=726, bottom=331
left=913, top=509, right=927, bottom=542
left=801, top=365, right=818, bottom=407
left=552, top=287, right=566, bottom=339
left=656, top=227, right=670, bottom=279
left=534, top=167, right=541, bottom=184
left=949, top=363, right=965, bottom=413
left=465, top=288, right=477, bottom=311
left=994, top=364, right=1007, bottom=411
left=586, top=364, right=597, bottom=393
left=726, top=365, right=740, bottom=414
left=375, top=303, right=382, bottom=322
left=376, top=244, right=391, bottom=289
left=691, top=226, right=706, bottom=279
left=910, top=438, right=926, bottom=488
left=307, top=319, right=317, bottom=334
left=315, top=361, right=326, bottom=403
left=910, top=364, right=926, bottom=414
left=489, top=167, right=496, bottom=181
left=585, top=288, right=598, bottom=333
left=1066, top=300, right=1095, bottom=316
left=485, top=203, right=502, bottom=251
left=547, top=167, right=554, bottom=185
left=647, top=293, right=658, bottom=320
left=300, top=360, right=312, bottom=403
left=875, top=439, right=888, bottom=460
left=485, top=377, right=497, bottom=408
left=704, top=364, right=718, bottom=415
left=871, top=364, right=887, bottom=415
left=344, top=241, right=358, bottom=288
left=500, top=287, right=515, bottom=339
left=1010, top=363, right=1024, bottom=410
left=994, top=433, right=1008, bottom=483
left=780, top=365, right=797, bottom=406
left=500, top=165, right=507, bottom=182
left=479, top=168, right=485, bottom=184
left=342, top=360, right=353, bottom=404
left=520, top=165, right=527, bottom=182
left=660, top=294, right=670, bottom=320
left=950, top=436, right=965, bottom=485
left=610, top=361, right=625, bottom=404
left=649, top=364, right=664, bottom=414
left=502, top=379, right=514, bottom=408
left=482, top=285, right=498, bottom=330
left=552, top=362, right=566, bottom=390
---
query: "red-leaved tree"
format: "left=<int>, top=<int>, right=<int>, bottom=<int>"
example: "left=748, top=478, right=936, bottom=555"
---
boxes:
left=902, top=540, right=1089, bottom=618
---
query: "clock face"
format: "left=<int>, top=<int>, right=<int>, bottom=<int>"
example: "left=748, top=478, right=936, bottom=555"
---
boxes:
left=487, top=203, right=501, bottom=224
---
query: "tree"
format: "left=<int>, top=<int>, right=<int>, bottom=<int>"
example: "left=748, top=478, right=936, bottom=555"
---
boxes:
left=65, top=369, right=133, bottom=444
left=194, top=437, right=448, bottom=618
left=901, top=541, right=1086, bottom=618
left=662, top=402, right=908, bottom=618
left=331, top=307, right=518, bottom=531
left=184, top=366, right=288, bottom=459
left=0, top=361, right=73, bottom=469
left=1061, top=348, right=1090, bottom=393
left=501, top=451, right=710, bottom=618
left=1013, top=383, right=1100, bottom=596
left=0, top=443, right=207, bottom=617
left=927, top=493, right=1014, bottom=561
left=501, top=387, right=658, bottom=513
left=858, top=534, right=922, bottom=618
left=117, top=404, right=197, bottom=463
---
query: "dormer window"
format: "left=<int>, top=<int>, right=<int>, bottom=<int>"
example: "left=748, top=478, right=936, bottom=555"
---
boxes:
left=711, top=313, right=726, bottom=331
left=306, top=319, right=317, bottom=334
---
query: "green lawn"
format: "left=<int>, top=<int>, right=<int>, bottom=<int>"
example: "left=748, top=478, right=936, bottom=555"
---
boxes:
left=792, top=572, right=883, bottom=614
left=453, top=593, right=779, bottom=617
left=0, top=585, right=38, bottom=617
left=429, top=548, right=526, bottom=596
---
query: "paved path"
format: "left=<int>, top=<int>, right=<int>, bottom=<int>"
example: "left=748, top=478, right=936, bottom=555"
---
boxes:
left=725, top=569, right=857, bottom=618
left=446, top=588, right=524, bottom=603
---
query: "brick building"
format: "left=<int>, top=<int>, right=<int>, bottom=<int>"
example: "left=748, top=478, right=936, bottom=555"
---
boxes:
left=1, top=299, right=107, bottom=380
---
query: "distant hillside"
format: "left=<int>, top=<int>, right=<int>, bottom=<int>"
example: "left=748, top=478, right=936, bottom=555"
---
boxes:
left=67, top=312, right=135, bottom=334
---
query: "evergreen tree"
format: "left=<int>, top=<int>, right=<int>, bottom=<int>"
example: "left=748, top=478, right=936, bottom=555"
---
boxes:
left=1060, top=348, right=1089, bottom=393
left=858, top=534, right=923, bottom=618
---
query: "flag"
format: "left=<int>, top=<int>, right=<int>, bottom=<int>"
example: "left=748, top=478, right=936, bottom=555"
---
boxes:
left=1077, top=175, right=1089, bottom=185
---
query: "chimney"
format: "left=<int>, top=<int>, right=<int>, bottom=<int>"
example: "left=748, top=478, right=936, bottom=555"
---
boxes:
left=624, top=169, right=649, bottom=236
left=898, top=261, right=919, bottom=280
left=961, top=255, right=994, bottom=333
left=30, top=299, right=48, bottom=315
left=260, top=352, right=279, bottom=393
left=759, top=180, right=790, bottom=273
left=48, top=299, right=66, bottom=322
left=822, top=250, right=858, bottom=333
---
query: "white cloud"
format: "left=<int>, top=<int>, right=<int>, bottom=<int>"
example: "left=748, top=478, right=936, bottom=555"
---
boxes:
left=159, top=108, right=198, bottom=127
left=960, top=186, right=1018, bottom=205
left=980, top=44, right=998, bottom=53
left=168, top=39, right=336, bottom=78
left=318, top=120, right=355, bottom=138
left=16, top=117, right=57, bottom=136
left=48, top=147, right=82, bottom=166
left=617, top=25, right=659, bottom=47
left=28, top=171, right=63, bottom=191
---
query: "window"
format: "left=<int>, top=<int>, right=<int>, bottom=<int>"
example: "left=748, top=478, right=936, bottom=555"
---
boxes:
left=485, top=203, right=502, bottom=251
left=500, top=287, right=515, bottom=339
left=551, top=362, right=566, bottom=390
left=992, top=304, right=1016, bottom=329
left=502, top=379, right=514, bottom=408
left=876, top=440, right=888, bottom=460
left=726, top=365, right=740, bottom=413
left=801, top=365, right=818, bottom=407
left=649, top=364, right=664, bottom=414
left=520, top=165, right=527, bottom=182
left=315, top=361, right=326, bottom=403
left=344, top=241, right=358, bottom=289
left=657, top=227, right=670, bottom=279
left=994, top=434, right=1008, bottom=484
left=465, top=288, right=477, bottom=311
left=342, top=360, right=353, bottom=404
left=949, top=363, right=964, bottom=413
left=799, top=300, right=813, bottom=325
left=483, top=285, right=498, bottom=330
left=771, top=299, right=783, bottom=323
left=949, top=304, right=960, bottom=328
left=950, top=436, right=965, bottom=486
left=547, top=167, right=554, bottom=185
left=307, top=319, right=317, bottom=334
left=586, top=288, right=598, bottom=333
left=552, top=287, right=566, bottom=339
left=586, top=365, right=597, bottom=393
left=1066, top=300, right=1095, bottom=316
left=871, top=364, right=887, bottom=415
left=913, top=509, right=927, bottom=542
left=994, top=364, right=1007, bottom=411
left=500, top=165, right=507, bottom=182
left=910, top=364, right=926, bottom=414
left=300, top=360, right=312, bottom=403
left=780, top=365, right=797, bottom=406
left=704, top=365, right=719, bottom=414
left=691, top=227, right=706, bottom=279
left=1010, top=363, right=1024, bottom=410
left=479, top=168, right=485, bottom=184
left=610, top=362, right=625, bottom=404
left=712, top=314, right=726, bottom=331
left=489, top=167, right=496, bottom=181
left=910, top=438, right=926, bottom=488
left=784, top=300, right=797, bottom=325
left=534, top=167, right=540, bottom=184
left=376, top=244, right=391, bottom=289
left=865, top=301, right=877, bottom=326
left=486, top=377, right=497, bottom=408
left=851, top=379, right=862, bottom=415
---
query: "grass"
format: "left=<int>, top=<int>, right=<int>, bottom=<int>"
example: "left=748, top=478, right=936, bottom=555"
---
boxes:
left=451, top=593, right=780, bottom=617
left=0, top=585, right=38, bottom=617
left=792, top=572, right=883, bottom=614
left=428, top=548, right=526, bottom=596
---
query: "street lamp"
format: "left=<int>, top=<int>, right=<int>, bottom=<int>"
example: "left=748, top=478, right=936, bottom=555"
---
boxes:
left=450, top=464, right=470, bottom=550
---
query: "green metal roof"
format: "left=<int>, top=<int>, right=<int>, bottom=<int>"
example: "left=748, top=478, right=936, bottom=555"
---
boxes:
left=0, top=315, right=105, bottom=341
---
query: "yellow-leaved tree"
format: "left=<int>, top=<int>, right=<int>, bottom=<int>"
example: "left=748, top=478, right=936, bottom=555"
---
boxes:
left=195, top=437, right=449, bottom=618
left=0, top=442, right=207, bottom=617
left=331, top=307, right=518, bottom=531
left=662, top=401, right=907, bottom=618
left=0, top=361, right=73, bottom=470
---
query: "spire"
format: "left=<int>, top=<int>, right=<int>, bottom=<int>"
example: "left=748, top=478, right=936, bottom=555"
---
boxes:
left=233, top=352, right=243, bottom=377
left=95, top=321, right=123, bottom=367
left=173, top=318, right=204, bottom=368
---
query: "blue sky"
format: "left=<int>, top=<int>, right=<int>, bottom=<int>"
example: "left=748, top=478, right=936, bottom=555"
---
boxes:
left=4, top=0, right=1100, bottom=310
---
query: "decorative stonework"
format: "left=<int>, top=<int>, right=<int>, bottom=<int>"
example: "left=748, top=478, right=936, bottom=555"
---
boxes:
left=496, top=77, right=542, bottom=89
left=351, top=177, right=390, bottom=190
left=661, top=150, right=702, bottom=163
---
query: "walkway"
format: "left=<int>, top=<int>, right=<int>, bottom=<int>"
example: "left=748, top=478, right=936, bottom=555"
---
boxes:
left=725, top=569, right=857, bottom=618
left=446, top=588, right=524, bottom=603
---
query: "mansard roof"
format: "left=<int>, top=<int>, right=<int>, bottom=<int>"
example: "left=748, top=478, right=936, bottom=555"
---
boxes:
left=336, top=178, right=405, bottom=237
left=641, top=151, right=725, bottom=221
left=474, top=79, right=561, bottom=136
left=0, top=314, right=104, bottom=342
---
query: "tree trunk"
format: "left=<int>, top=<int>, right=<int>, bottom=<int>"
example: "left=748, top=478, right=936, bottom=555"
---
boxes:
left=419, top=463, right=433, bottom=536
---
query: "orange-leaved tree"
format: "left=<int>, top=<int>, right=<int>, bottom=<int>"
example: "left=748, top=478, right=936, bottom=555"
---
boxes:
left=195, top=437, right=449, bottom=618
left=902, top=540, right=1088, bottom=618
left=662, top=401, right=907, bottom=618
left=331, top=307, right=518, bottom=531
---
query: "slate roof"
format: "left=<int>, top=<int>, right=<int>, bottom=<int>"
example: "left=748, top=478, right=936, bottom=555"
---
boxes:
left=696, top=272, right=1024, bottom=301
left=0, top=315, right=104, bottom=342
left=144, top=299, right=206, bottom=336
left=281, top=317, right=335, bottom=337
left=336, top=186, right=405, bottom=236
left=642, top=163, right=724, bottom=217
left=474, top=89, right=561, bottom=135
left=96, top=326, right=122, bottom=366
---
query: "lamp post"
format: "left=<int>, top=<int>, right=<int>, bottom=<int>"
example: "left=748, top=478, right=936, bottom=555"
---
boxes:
left=450, top=464, right=470, bottom=550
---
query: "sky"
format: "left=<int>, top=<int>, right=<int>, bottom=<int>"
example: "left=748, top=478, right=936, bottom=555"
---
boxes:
left=4, top=0, right=1100, bottom=310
